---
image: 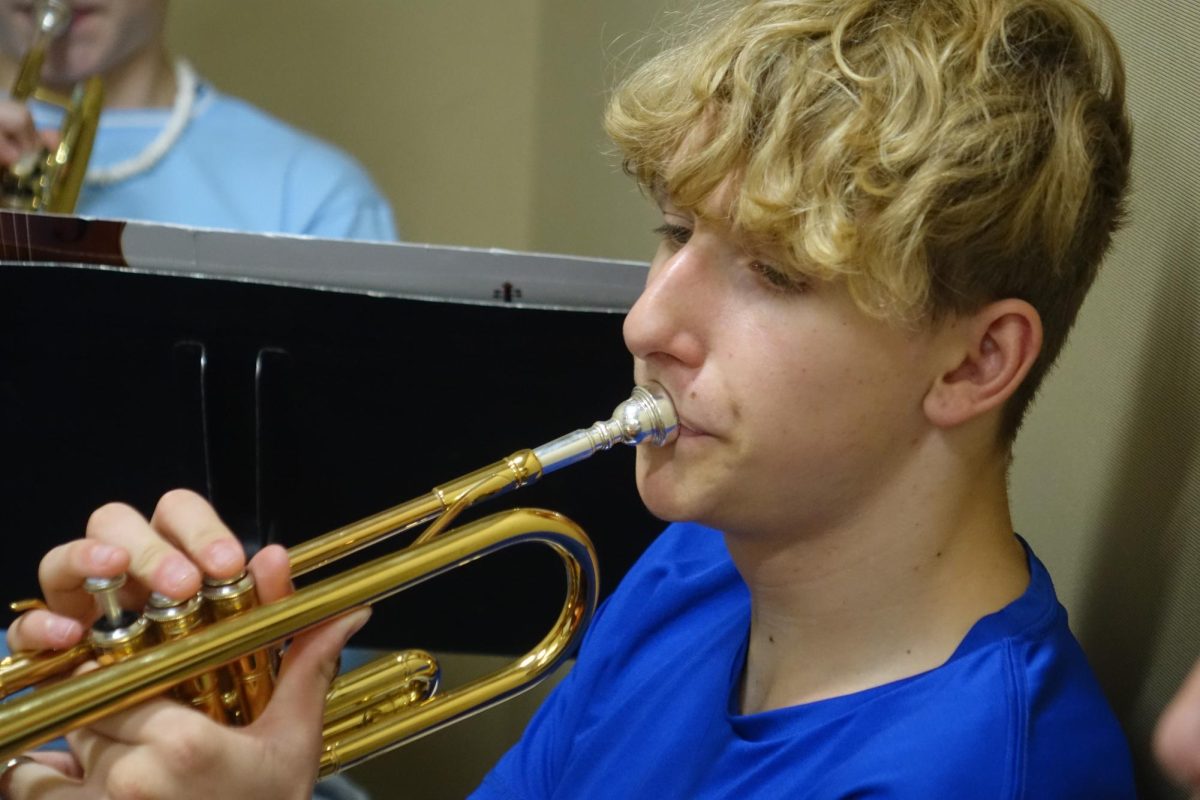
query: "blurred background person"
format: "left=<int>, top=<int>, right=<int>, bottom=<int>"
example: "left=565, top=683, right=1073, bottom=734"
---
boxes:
left=1157, top=656, right=1200, bottom=797
left=0, top=0, right=397, bottom=239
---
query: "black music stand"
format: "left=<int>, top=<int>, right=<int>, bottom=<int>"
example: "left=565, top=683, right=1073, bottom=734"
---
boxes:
left=0, top=211, right=660, bottom=653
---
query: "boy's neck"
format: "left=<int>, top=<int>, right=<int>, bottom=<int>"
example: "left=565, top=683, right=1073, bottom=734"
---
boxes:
left=728, top=445, right=1030, bottom=715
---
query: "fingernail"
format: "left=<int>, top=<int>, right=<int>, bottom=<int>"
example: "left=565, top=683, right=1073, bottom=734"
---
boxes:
left=48, top=616, right=82, bottom=644
left=89, top=544, right=122, bottom=570
left=340, top=608, right=372, bottom=645
left=161, top=554, right=199, bottom=594
left=206, top=540, right=243, bottom=574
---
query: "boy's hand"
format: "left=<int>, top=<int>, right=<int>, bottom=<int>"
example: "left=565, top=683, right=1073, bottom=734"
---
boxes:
left=1, top=489, right=370, bottom=799
left=8, top=489, right=249, bottom=654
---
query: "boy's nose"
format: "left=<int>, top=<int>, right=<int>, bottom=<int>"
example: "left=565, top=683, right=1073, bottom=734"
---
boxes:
left=623, top=245, right=709, bottom=369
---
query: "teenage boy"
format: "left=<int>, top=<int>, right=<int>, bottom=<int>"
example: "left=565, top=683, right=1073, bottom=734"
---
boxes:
left=1, top=0, right=1134, bottom=797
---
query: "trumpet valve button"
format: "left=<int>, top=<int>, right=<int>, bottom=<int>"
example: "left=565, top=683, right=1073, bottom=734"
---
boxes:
left=84, top=574, right=127, bottom=628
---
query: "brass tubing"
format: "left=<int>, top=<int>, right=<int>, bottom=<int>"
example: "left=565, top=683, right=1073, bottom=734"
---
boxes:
left=0, top=643, right=95, bottom=696
left=286, top=451, right=542, bottom=576
left=45, top=76, right=104, bottom=214
left=324, top=651, right=439, bottom=722
left=0, top=508, right=597, bottom=762
left=284, top=494, right=443, bottom=578
left=283, top=382, right=674, bottom=576
left=322, top=650, right=440, bottom=742
left=318, top=516, right=592, bottom=777
left=10, top=0, right=67, bottom=101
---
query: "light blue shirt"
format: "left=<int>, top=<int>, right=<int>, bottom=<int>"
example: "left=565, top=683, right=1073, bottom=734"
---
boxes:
left=30, top=80, right=397, bottom=241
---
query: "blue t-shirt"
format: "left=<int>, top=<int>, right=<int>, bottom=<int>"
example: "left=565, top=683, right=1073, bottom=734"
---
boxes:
left=30, top=79, right=396, bottom=241
left=474, top=523, right=1135, bottom=799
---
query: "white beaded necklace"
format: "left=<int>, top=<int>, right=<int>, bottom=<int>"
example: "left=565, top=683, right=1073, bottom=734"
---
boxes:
left=84, top=58, right=197, bottom=186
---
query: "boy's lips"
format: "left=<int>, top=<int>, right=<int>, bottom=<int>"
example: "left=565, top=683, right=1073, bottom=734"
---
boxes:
left=67, top=7, right=97, bottom=26
left=675, top=417, right=711, bottom=438
left=635, top=378, right=708, bottom=437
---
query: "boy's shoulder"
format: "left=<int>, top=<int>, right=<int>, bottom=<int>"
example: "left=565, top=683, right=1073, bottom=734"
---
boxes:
left=846, top=622, right=1135, bottom=798
left=814, top=538, right=1135, bottom=797
left=603, top=528, right=1136, bottom=798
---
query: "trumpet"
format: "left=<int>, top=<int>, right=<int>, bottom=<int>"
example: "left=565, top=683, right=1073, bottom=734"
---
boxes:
left=0, top=384, right=677, bottom=777
left=0, top=0, right=103, bottom=213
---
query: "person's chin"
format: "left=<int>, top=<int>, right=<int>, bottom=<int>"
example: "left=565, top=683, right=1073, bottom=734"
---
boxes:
left=637, top=494, right=694, bottom=524
left=634, top=451, right=705, bottom=523
left=42, top=60, right=98, bottom=89
left=45, top=37, right=109, bottom=84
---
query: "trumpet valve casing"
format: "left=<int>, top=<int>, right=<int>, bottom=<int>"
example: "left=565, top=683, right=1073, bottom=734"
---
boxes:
left=145, top=592, right=227, bottom=723
left=201, top=573, right=275, bottom=724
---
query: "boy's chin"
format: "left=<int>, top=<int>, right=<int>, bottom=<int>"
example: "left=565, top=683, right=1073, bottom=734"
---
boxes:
left=634, top=460, right=699, bottom=524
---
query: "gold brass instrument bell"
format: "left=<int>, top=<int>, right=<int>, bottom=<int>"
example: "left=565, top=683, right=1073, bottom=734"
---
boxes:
left=0, top=0, right=103, bottom=213
left=0, top=384, right=678, bottom=777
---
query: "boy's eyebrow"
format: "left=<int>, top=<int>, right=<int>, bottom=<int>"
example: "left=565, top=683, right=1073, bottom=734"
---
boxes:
left=650, top=180, right=673, bottom=210
left=654, top=194, right=693, bottom=220
left=738, top=227, right=772, bottom=248
left=651, top=187, right=780, bottom=249
left=649, top=179, right=697, bottom=216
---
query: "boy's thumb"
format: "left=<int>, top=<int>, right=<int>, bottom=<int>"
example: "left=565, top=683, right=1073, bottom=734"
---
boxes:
left=267, top=608, right=372, bottom=724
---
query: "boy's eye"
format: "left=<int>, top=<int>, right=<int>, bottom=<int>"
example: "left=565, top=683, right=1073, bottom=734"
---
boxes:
left=749, top=260, right=806, bottom=294
left=653, top=223, right=692, bottom=248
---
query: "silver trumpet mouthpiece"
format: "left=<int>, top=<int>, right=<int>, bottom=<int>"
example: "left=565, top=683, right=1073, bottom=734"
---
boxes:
left=532, top=383, right=679, bottom=475
left=608, top=382, right=679, bottom=448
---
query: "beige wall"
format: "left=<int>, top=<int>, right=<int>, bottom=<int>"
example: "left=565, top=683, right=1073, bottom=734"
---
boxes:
left=1010, top=2, right=1200, bottom=795
left=169, top=2, right=1199, bottom=797
left=524, top=0, right=669, bottom=258
left=167, top=0, right=666, bottom=260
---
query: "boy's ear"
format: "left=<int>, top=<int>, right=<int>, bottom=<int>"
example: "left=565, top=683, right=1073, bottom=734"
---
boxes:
left=923, top=299, right=1044, bottom=429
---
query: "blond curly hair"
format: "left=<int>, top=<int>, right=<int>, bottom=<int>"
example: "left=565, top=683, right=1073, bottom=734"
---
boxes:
left=605, top=0, right=1132, bottom=440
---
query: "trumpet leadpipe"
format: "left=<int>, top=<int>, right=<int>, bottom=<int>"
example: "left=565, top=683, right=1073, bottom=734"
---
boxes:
left=287, top=381, right=677, bottom=572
